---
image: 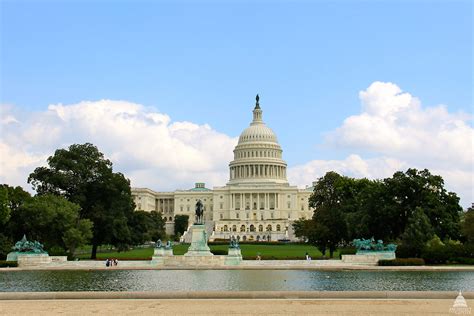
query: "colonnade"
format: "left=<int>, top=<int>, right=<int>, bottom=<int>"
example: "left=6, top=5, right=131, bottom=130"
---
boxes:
left=229, top=164, right=286, bottom=180
left=230, top=192, right=279, bottom=210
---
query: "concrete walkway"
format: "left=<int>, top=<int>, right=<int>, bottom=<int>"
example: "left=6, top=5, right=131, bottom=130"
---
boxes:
left=0, top=298, right=472, bottom=315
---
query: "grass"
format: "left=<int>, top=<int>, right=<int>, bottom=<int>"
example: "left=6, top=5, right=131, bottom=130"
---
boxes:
left=76, top=244, right=338, bottom=260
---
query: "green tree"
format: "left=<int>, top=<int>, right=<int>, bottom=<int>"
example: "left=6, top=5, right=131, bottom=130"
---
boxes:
left=0, top=184, right=32, bottom=259
left=147, top=211, right=166, bottom=241
left=0, top=184, right=31, bottom=217
left=461, top=207, right=474, bottom=244
left=174, top=215, right=189, bottom=236
left=400, top=207, right=434, bottom=257
left=381, top=169, right=462, bottom=240
left=308, top=172, right=348, bottom=257
left=0, top=185, right=9, bottom=225
left=292, top=218, right=313, bottom=241
left=129, top=211, right=165, bottom=245
left=8, top=194, right=92, bottom=256
left=28, top=143, right=135, bottom=258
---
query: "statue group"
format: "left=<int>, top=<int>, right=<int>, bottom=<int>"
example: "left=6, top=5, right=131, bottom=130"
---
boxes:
left=12, top=235, right=46, bottom=254
left=155, top=239, right=172, bottom=250
left=353, top=238, right=397, bottom=253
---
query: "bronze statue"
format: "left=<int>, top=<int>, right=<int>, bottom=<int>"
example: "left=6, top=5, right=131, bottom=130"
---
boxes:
left=195, top=199, right=204, bottom=224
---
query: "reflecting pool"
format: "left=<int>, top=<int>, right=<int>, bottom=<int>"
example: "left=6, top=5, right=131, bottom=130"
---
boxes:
left=1, top=270, right=473, bottom=292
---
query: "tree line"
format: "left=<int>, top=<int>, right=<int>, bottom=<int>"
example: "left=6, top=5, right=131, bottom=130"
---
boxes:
left=0, top=143, right=165, bottom=259
left=294, top=170, right=473, bottom=260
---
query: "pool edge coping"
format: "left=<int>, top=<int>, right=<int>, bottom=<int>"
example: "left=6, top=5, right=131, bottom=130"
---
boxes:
left=0, top=291, right=473, bottom=300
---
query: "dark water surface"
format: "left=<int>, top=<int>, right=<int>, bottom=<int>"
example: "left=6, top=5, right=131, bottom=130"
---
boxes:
left=1, top=270, right=473, bottom=292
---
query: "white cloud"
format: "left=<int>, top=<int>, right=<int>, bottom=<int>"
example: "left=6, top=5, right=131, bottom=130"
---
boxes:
left=288, top=155, right=407, bottom=187
left=289, top=81, right=473, bottom=207
left=0, top=100, right=237, bottom=192
left=1, top=82, right=472, bottom=207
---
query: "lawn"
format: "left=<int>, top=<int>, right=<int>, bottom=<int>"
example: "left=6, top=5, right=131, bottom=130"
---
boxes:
left=76, top=244, right=338, bottom=260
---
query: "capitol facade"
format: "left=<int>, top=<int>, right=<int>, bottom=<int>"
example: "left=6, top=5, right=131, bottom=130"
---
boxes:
left=132, top=96, right=314, bottom=241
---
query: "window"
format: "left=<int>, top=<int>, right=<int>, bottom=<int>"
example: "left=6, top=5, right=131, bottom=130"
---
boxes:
left=250, top=225, right=255, bottom=232
left=232, top=225, right=237, bottom=232
left=276, top=225, right=281, bottom=231
left=246, top=213, right=249, bottom=219
left=287, top=202, right=291, bottom=209
left=258, top=225, right=263, bottom=232
left=187, top=205, right=190, bottom=212
left=301, top=205, right=304, bottom=211
left=236, top=213, right=239, bottom=219
left=220, top=213, right=223, bottom=219
left=271, top=213, right=274, bottom=219
left=266, top=224, right=272, bottom=232
left=240, top=225, right=246, bottom=232
left=180, top=206, right=183, bottom=212
left=224, top=225, right=228, bottom=232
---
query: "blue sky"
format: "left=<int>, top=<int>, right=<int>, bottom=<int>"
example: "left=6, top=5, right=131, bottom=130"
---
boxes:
left=1, top=1, right=473, bottom=205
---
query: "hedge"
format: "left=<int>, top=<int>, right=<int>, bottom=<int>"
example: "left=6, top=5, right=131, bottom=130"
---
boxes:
left=210, top=250, right=228, bottom=255
left=338, top=247, right=357, bottom=259
left=0, top=261, right=18, bottom=268
left=378, top=258, right=425, bottom=266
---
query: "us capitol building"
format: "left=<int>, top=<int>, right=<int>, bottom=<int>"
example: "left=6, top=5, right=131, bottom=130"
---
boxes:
left=132, top=96, right=315, bottom=242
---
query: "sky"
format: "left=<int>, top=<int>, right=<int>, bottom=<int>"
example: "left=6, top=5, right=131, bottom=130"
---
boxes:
left=0, top=0, right=473, bottom=207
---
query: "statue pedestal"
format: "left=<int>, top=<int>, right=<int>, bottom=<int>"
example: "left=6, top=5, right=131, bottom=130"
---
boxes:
left=153, top=248, right=173, bottom=257
left=341, top=251, right=396, bottom=265
left=151, top=247, right=173, bottom=264
left=7, top=252, right=51, bottom=266
left=225, top=248, right=242, bottom=265
left=184, top=224, right=213, bottom=257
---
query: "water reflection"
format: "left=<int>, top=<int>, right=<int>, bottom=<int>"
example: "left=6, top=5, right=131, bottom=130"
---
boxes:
left=1, top=270, right=473, bottom=292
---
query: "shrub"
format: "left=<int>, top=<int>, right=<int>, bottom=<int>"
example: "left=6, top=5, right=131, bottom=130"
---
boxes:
left=0, top=261, right=18, bottom=268
left=338, top=247, right=357, bottom=259
left=210, top=249, right=228, bottom=255
left=449, top=257, right=474, bottom=265
left=0, top=234, right=12, bottom=260
left=378, top=258, right=425, bottom=266
left=422, top=239, right=470, bottom=264
left=395, top=243, right=413, bottom=258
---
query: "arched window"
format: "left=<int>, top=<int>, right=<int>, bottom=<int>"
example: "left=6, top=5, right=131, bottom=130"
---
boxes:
left=250, top=224, right=255, bottom=232
left=240, top=225, right=246, bottom=232
left=224, top=225, right=228, bottom=232
left=256, top=235, right=260, bottom=241
left=232, top=225, right=237, bottom=232
left=169, top=217, right=173, bottom=221
left=266, top=224, right=272, bottom=232
left=276, top=224, right=281, bottom=231
left=242, top=236, right=247, bottom=241
left=258, top=225, right=263, bottom=232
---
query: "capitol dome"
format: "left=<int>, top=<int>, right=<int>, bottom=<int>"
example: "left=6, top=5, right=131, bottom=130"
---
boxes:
left=228, top=95, right=288, bottom=185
